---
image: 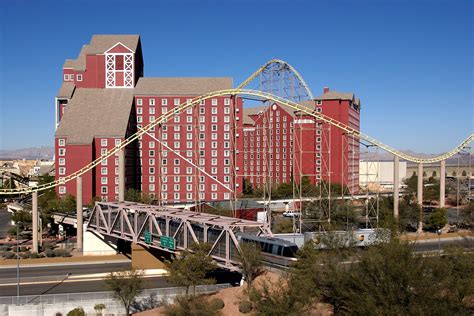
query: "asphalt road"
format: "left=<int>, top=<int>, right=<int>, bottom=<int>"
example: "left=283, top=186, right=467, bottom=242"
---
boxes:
left=0, top=276, right=172, bottom=297
left=0, top=264, right=241, bottom=297
left=0, top=262, right=131, bottom=281
left=411, top=236, right=473, bottom=252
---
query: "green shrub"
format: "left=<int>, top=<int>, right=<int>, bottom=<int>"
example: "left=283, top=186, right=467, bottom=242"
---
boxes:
left=44, top=249, right=55, bottom=257
left=20, top=246, right=28, bottom=252
left=209, top=297, right=225, bottom=310
left=29, top=252, right=39, bottom=259
left=4, top=252, right=16, bottom=259
left=20, top=252, right=29, bottom=259
left=54, top=249, right=71, bottom=257
left=0, top=245, right=11, bottom=252
left=239, top=301, right=253, bottom=314
left=66, top=307, right=85, bottom=316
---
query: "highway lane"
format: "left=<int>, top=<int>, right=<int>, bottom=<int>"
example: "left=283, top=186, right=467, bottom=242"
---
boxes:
left=0, top=261, right=131, bottom=281
left=0, top=269, right=241, bottom=297
left=0, top=276, right=172, bottom=297
left=410, top=236, right=473, bottom=252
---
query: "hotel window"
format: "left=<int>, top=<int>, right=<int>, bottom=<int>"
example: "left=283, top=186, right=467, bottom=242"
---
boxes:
left=224, top=167, right=230, bottom=174
left=162, top=184, right=168, bottom=191
left=186, top=176, right=192, bottom=183
left=316, top=100, right=322, bottom=105
left=186, top=167, right=192, bottom=174
left=162, top=107, right=168, bottom=114
left=59, top=158, right=65, bottom=165
left=224, top=107, right=230, bottom=114
left=149, top=141, right=155, bottom=148
left=101, top=177, right=108, bottom=185
left=186, top=141, right=192, bottom=148
left=174, top=99, right=180, bottom=106
left=150, top=167, right=155, bottom=174
left=137, top=107, right=142, bottom=114
left=186, top=108, right=193, bottom=114
left=174, top=133, right=180, bottom=140
left=137, top=116, right=143, bottom=123
left=58, top=138, right=65, bottom=146
left=101, top=167, right=107, bottom=175
left=174, top=193, right=180, bottom=200
left=149, top=150, right=155, bottom=157
left=174, top=176, right=179, bottom=182
left=149, top=107, right=155, bottom=115
left=212, top=116, right=218, bottom=123
left=316, top=159, right=321, bottom=165
left=199, top=107, right=205, bottom=114
left=149, top=99, right=155, bottom=106
left=199, top=116, right=205, bottom=123
left=101, top=158, right=107, bottom=166
left=187, top=193, right=192, bottom=200
left=211, top=193, right=217, bottom=200
left=224, top=98, right=230, bottom=106
left=174, top=141, right=180, bottom=148
left=101, top=139, right=108, bottom=147
left=149, top=184, right=155, bottom=191
left=149, top=158, right=155, bottom=165
left=211, top=142, right=218, bottom=149
left=76, top=74, right=83, bottom=81
left=223, top=124, right=229, bottom=131
left=59, top=186, right=66, bottom=194
left=59, top=167, right=66, bottom=175
left=317, top=137, right=321, bottom=142
left=211, top=184, right=217, bottom=191
left=212, top=99, right=218, bottom=106
left=174, top=116, right=180, bottom=123
left=149, top=176, right=155, bottom=183
left=211, top=107, right=218, bottom=114
left=137, top=98, right=143, bottom=105
left=161, top=193, right=168, bottom=199
left=211, top=133, right=217, bottom=140
left=316, top=107, right=322, bottom=113
left=101, top=186, right=108, bottom=194
left=224, top=116, right=230, bottom=122
left=187, top=116, right=192, bottom=123
left=161, top=98, right=168, bottom=106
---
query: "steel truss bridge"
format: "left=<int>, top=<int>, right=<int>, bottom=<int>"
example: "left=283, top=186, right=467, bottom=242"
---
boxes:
left=88, top=201, right=271, bottom=270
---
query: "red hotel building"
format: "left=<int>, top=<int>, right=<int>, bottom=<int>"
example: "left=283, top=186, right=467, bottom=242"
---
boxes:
left=242, top=88, right=360, bottom=194
left=54, top=35, right=360, bottom=204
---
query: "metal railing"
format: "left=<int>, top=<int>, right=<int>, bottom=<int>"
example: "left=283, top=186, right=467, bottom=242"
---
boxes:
left=0, top=283, right=232, bottom=306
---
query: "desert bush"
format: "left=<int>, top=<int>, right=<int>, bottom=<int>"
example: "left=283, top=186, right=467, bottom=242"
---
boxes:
left=66, top=307, right=85, bottom=316
left=239, top=300, right=253, bottom=314
left=209, top=297, right=225, bottom=310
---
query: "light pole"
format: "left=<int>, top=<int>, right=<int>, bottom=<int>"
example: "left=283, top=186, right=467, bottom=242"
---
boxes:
left=16, top=220, right=22, bottom=304
left=437, top=228, right=442, bottom=257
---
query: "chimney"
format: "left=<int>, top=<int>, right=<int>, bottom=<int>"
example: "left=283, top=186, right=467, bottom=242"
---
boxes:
left=323, top=87, right=329, bottom=94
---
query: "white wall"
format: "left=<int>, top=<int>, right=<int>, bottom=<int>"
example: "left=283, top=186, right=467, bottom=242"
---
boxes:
left=359, top=161, right=407, bottom=188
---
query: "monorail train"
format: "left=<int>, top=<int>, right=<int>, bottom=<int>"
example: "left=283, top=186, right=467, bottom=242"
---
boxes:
left=237, top=233, right=299, bottom=267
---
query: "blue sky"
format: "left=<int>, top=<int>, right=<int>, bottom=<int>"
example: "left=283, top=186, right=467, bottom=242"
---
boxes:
left=0, top=0, right=472, bottom=153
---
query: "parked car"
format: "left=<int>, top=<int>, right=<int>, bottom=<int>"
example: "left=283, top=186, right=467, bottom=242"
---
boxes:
left=283, top=211, right=300, bottom=218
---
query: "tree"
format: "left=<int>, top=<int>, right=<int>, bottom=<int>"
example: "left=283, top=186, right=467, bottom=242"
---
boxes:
left=425, top=208, right=447, bottom=230
left=94, top=303, right=106, bottom=316
left=104, top=269, right=145, bottom=315
left=238, top=243, right=265, bottom=291
left=166, top=243, right=216, bottom=296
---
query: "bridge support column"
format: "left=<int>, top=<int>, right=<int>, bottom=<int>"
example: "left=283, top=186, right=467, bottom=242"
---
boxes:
left=393, top=156, right=399, bottom=220
left=118, top=148, right=125, bottom=202
left=417, top=163, right=423, bottom=233
left=32, top=191, right=38, bottom=253
left=76, top=176, right=83, bottom=252
left=440, top=160, right=446, bottom=208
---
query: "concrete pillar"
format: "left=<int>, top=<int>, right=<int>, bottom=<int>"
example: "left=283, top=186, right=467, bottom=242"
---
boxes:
left=393, top=156, right=399, bottom=220
left=417, top=163, right=423, bottom=232
left=32, top=191, right=38, bottom=253
left=118, top=148, right=125, bottom=202
left=76, top=176, right=83, bottom=252
left=440, top=160, right=446, bottom=208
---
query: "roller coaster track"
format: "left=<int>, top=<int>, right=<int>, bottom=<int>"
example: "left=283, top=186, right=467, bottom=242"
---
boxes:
left=237, top=59, right=314, bottom=99
left=1, top=66, right=472, bottom=195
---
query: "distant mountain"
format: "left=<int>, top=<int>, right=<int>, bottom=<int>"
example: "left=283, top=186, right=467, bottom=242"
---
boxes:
left=0, top=146, right=54, bottom=160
